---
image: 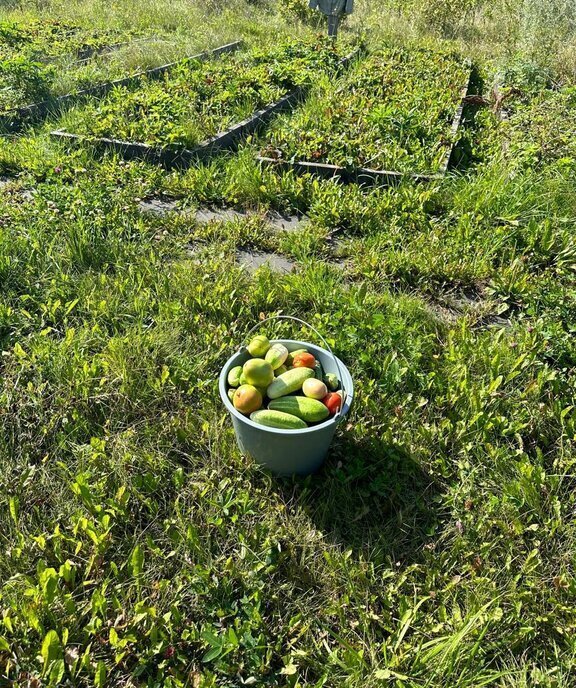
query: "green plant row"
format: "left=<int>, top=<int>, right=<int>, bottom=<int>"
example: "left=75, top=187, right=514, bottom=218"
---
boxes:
left=262, top=46, right=469, bottom=174
left=0, top=54, right=54, bottom=113
left=57, top=38, right=352, bottom=149
left=0, top=19, right=129, bottom=61
left=0, top=52, right=142, bottom=115
left=0, top=20, right=145, bottom=114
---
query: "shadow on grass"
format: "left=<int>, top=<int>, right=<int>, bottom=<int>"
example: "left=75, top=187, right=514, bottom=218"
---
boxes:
left=278, top=432, right=444, bottom=566
left=451, top=63, right=487, bottom=173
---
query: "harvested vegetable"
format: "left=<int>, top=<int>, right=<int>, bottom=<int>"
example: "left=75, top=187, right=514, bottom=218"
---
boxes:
left=250, top=409, right=307, bottom=430
left=302, top=378, right=328, bottom=400
left=269, top=396, right=330, bottom=423
left=247, top=335, right=271, bottom=357
left=224, top=335, right=344, bottom=428
left=267, top=367, right=314, bottom=399
left=322, top=392, right=342, bottom=415
left=233, top=384, right=262, bottom=414
left=292, top=352, right=317, bottom=369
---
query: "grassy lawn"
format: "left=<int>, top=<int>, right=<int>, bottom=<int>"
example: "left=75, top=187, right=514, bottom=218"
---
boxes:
left=1, top=1, right=576, bottom=687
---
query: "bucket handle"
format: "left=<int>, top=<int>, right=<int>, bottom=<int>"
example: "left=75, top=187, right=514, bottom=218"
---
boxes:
left=241, top=315, right=348, bottom=424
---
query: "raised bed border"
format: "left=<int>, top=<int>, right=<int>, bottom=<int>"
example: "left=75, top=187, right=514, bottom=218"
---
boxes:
left=64, top=35, right=178, bottom=65
left=42, top=39, right=133, bottom=64
left=0, top=41, right=242, bottom=131
left=256, top=59, right=473, bottom=188
left=49, top=47, right=362, bottom=169
left=255, top=158, right=440, bottom=185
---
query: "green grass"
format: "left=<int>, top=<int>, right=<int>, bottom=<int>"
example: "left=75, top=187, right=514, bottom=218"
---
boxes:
left=1, top=1, right=576, bottom=687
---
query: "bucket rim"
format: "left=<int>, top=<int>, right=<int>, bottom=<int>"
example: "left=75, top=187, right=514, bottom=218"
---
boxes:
left=219, top=338, right=353, bottom=436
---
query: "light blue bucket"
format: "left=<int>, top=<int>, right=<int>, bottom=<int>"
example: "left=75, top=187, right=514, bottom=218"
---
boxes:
left=219, top=317, right=354, bottom=476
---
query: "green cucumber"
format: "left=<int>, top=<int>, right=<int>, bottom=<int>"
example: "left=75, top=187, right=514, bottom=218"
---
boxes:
left=250, top=409, right=307, bottom=430
left=314, top=361, right=324, bottom=381
left=227, top=365, right=243, bottom=388
left=267, top=367, right=314, bottom=399
left=265, top=343, right=289, bottom=370
left=324, top=372, right=339, bottom=391
left=268, top=396, right=330, bottom=423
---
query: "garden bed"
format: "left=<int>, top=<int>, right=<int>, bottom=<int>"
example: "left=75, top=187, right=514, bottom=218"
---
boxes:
left=258, top=47, right=472, bottom=186
left=50, top=42, right=360, bottom=168
left=0, top=41, right=242, bottom=129
left=0, top=19, right=129, bottom=61
left=51, top=88, right=306, bottom=167
left=0, top=19, right=190, bottom=123
left=0, top=20, right=141, bottom=118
